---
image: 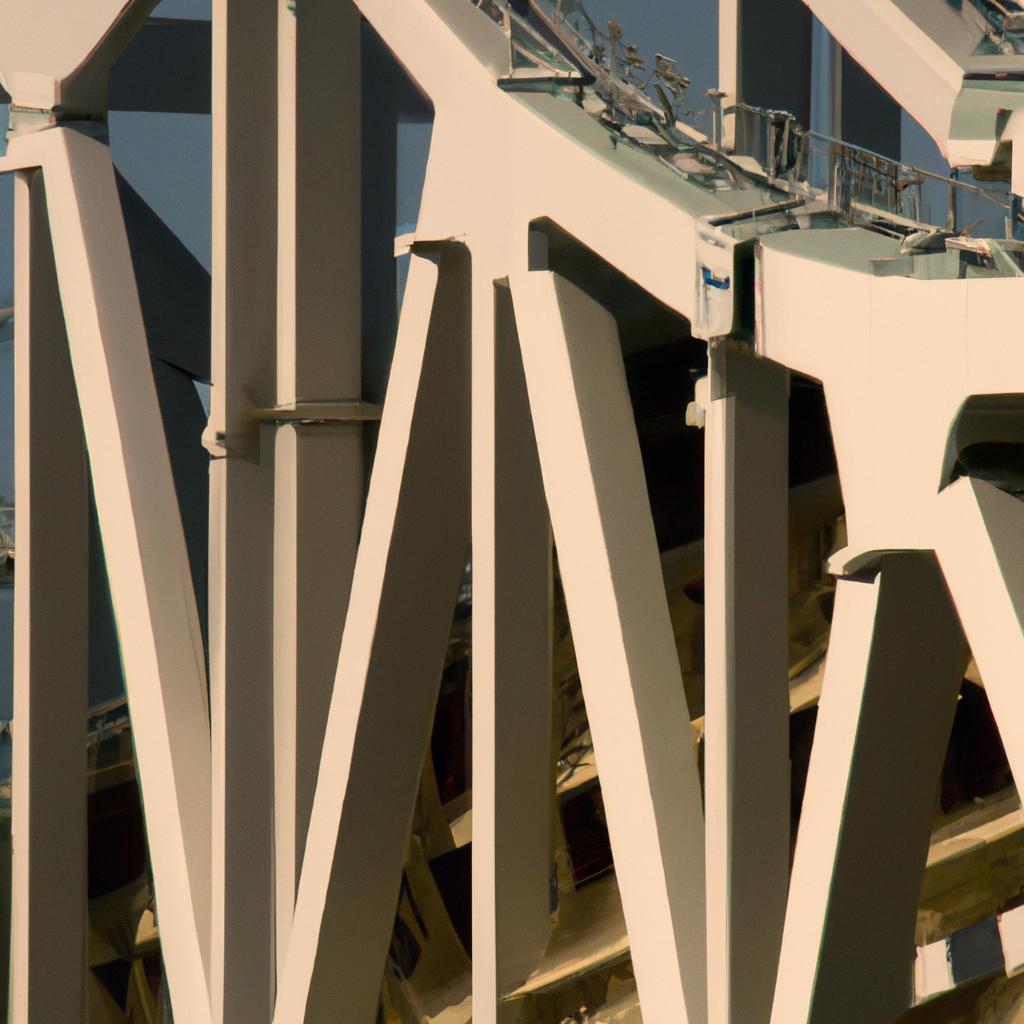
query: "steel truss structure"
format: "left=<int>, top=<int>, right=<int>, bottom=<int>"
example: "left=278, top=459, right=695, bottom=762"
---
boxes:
left=2, top=0, right=1024, bottom=1023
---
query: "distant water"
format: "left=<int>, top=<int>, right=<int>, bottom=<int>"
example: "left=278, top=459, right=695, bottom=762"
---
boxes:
left=1, top=278, right=11, bottom=729
left=0, top=587, right=10, bottom=721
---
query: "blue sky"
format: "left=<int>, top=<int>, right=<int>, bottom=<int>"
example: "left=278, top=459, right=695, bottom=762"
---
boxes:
left=580, top=0, right=717, bottom=129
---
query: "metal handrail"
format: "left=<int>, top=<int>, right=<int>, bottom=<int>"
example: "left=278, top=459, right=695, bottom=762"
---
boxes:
left=728, top=102, right=1024, bottom=234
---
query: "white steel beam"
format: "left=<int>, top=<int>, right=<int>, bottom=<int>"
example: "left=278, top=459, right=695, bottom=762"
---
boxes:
left=10, top=168, right=88, bottom=1024
left=9, top=125, right=213, bottom=1024
left=471, top=277, right=554, bottom=1023
left=771, top=553, right=965, bottom=1024
left=704, top=343, right=790, bottom=1024
left=510, top=270, right=708, bottom=1024
left=274, top=247, right=471, bottom=1024
left=0, top=0, right=155, bottom=116
left=211, top=0, right=279, bottom=1019
left=273, top=0, right=364, bottom=978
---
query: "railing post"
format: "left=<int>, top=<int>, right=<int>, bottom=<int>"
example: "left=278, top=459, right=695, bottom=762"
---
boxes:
left=707, top=89, right=725, bottom=149
left=1007, top=193, right=1023, bottom=240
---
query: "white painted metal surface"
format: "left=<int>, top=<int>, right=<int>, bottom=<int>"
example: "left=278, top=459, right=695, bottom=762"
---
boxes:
left=0, top=0, right=154, bottom=113
left=1, top=2, right=1024, bottom=1023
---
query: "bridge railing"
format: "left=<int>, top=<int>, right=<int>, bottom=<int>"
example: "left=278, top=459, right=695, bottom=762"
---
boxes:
left=726, top=100, right=1024, bottom=236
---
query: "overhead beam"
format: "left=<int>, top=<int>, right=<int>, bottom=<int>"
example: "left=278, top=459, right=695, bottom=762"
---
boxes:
left=719, top=0, right=813, bottom=125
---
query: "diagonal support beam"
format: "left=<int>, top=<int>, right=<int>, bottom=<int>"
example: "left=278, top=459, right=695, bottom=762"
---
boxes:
left=9, top=125, right=214, bottom=1024
left=274, top=246, right=471, bottom=1024
left=510, top=270, right=708, bottom=1024
left=770, top=552, right=964, bottom=1024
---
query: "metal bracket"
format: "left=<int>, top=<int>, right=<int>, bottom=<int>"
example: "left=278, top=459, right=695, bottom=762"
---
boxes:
left=203, top=401, right=383, bottom=459
left=248, top=400, right=383, bottom=425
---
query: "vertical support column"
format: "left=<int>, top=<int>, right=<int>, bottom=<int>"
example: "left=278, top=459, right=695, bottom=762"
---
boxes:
left=10, top=168, right=88, bottom=1024
left=472, top=278, right=554, bottom=1024
left=704, top=343, right=789, bottom=1024
left=839, top=50, right=901, bottom=158
left=211, top=0, right=277, bottom=1019
left=274, top=0, right=363, bottom=977
left=770, top=553, right=965, bottom=1024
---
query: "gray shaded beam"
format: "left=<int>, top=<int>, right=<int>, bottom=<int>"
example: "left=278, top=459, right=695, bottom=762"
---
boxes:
left=109, top=18, right=212, bottom=114
left=839, top=48, right=902, bottom=159
left=151, top=357, right=210, bottom=660
left=117, top=170, right=211, bottom=383
left=208, top=451, right=275, bottom=1023
left=704, top=343, right=790, bottom=1024
left=273, top=0, right=363, bottom=977
left=360, top=22, right=400, bottom=412
left=360, top=20, right=434, bottom=416
left=210, top=0, right=278, bottom=1020
left=738, top=0, right=813, bottom=125
left=278, top=0, right=360, bottom=402
left=471, top=279, right=554, bottom=1021
left=10, top=168, right=88, bottom=1024
left=492, top=283, right=553, bottom=991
